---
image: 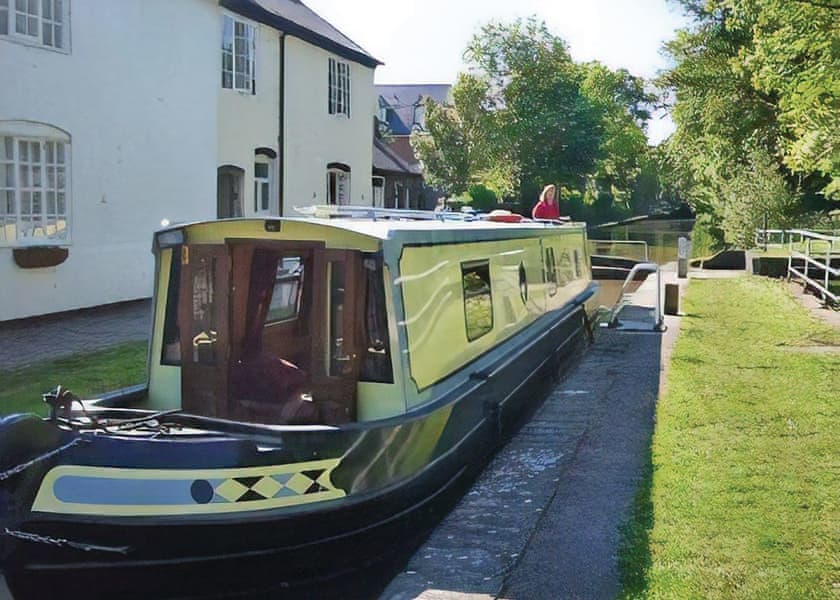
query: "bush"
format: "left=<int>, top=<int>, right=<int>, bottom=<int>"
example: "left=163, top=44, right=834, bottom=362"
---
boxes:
left=468, top=184, right=499, bottom=211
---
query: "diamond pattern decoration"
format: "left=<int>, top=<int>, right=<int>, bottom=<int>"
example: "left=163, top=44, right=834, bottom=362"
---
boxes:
left=251, top=476, right=282, bottom=498
left=202, top=468, right=332, bottom=504
left=214, top=479, right=249, bottom=502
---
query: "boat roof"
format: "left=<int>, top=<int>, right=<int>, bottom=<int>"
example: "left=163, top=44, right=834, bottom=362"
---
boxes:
left=292, top=217, right=581, bottom=241
left=157, top=208, right=585, bottom=250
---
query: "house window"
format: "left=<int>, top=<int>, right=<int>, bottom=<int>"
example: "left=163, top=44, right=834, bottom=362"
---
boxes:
left=254, top=158, right=271, bottom=213
left=462, top=260, right=493, bottom=342
left=0, top=129, right=70, bottom=246
left=222, top=14, right=255, bottom=93
left=328, top=58, right=351, bottom=117
left=0, top=0, right=68, bottom=50
left=326, top=163, right=350, bottom=205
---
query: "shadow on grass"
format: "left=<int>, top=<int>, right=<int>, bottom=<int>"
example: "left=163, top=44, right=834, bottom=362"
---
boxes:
left=618, top=439, right=655, bottom=598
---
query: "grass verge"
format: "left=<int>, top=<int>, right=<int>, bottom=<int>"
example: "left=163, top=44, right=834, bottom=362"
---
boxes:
left=620, top=276, right=840, bottom=598
left=0, top=341, right=147, bottom=416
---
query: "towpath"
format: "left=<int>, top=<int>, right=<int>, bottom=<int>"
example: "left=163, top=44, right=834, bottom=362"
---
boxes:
left=381, top=265, right=685, bottom=600
left=0, top=299, right=151, bottom=371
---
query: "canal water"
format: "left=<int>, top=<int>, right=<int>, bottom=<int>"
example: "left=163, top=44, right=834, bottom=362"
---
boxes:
left=589, top=219, right=695, bottom=311
left=590, top=218, right=695, bottom=265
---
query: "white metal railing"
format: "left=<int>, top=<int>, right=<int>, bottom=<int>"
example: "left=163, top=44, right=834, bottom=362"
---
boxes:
left=606, top=262, right=663, bottom=330
left=786, top=229, right=840, bottom=305
left=588, top=239, right=649, bottom=262
left=755, top=229, right=803, bottom=247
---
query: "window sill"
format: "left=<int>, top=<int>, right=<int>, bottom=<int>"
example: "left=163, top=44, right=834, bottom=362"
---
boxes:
left=0, top=34, right=70, bottom=54
left=12, top=246, right=69, bottom=269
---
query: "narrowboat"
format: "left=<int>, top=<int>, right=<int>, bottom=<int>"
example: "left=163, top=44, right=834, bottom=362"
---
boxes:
left=0, top=207, right=597, bottom=599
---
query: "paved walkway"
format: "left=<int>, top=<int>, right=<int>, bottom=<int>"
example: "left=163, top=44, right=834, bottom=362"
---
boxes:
left=0, top=299, right=151, bottom=371
left=382, top=267, right=685, bottom=600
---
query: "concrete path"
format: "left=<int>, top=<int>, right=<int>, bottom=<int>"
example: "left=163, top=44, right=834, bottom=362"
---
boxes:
left=382, top=268, right=685, bottom=600
left=0, top=299, right=151, bottom=371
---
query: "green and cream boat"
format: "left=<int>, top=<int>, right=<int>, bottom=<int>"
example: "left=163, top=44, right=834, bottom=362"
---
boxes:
left=0, top=207, right=597, bottom=598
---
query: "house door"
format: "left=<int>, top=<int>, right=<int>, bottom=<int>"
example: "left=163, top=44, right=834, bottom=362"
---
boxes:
left=179, top=244, right=231, bottom=417
left=372, top=176, right=384, bottom=208
left=311, top=249, right=361, bottom=422
left=217, top=166, right=243, bottom=218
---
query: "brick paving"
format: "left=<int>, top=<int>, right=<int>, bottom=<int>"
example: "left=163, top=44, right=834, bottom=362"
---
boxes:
left=0, top=299, right=151, bottom=371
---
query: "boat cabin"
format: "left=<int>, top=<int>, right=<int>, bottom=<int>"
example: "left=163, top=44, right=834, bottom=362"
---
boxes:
left=146, top=211, right=592, bottom=425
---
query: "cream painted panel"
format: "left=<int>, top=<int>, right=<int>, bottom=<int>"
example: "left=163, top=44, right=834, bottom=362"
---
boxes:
left=399, top=230, right=589, bottom=394
left=0, top=0, right=218, bottom=320
left=283, top=36, right=375, bottom=213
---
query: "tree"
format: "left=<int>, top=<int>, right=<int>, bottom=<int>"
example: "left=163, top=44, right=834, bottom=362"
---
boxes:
left=661, top=0, right=839, bottom=244
left=414, top=17, right=651, bottom=219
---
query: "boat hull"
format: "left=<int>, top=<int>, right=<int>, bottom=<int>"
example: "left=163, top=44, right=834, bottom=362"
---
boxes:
left=1, top=298, right=591, bottom=599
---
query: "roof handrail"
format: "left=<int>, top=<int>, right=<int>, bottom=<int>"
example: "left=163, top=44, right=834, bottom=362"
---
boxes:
left=293, top=205, right=479, bottom=222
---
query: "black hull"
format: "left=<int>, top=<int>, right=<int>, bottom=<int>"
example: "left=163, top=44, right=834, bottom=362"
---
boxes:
left=2, top=299, right=591, bottom=600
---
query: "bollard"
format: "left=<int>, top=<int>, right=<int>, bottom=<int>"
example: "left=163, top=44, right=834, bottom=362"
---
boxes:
left=664, top=283, right=680, bottom=315
left=677, top=236, right=689, bottom=279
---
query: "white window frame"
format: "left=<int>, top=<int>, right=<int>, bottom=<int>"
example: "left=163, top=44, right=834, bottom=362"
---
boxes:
left=221, top=13, right=256, bottom=94
left=0, top=0, right=70, bottom=52
left=326, top=167, right=350, bottom=205
left=328, top=57, right=351, bottom=118
left=253, top=156, right=272, bottom=215
left=0, top=123, right=71, bottom=247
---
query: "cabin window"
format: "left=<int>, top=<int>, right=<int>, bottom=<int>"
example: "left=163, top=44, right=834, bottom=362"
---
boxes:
left=265, top=255, right=303, bottom=324
left=544, top=247, right=558, bottom=296
left=189, top=256, right=219, bottom=365
left=462, top=260, right=493, bottom=342
left=360, top=254, right=393, bottom=383
left=328, top=260, right=348, bottom=376
left=160, top=246, right=183, bottom=365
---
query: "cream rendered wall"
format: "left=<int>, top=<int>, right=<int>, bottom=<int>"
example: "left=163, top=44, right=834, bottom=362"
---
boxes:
left=0, top=0, right=218, bottom=321
left=217, top=12, right=280, bottom=217
left=283, top=36, right=375, bottom=212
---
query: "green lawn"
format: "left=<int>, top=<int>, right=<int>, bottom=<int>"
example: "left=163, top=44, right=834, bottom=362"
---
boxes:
left=0, top=342, right=147, bottom=416
left=620, top=277, right=840, bottom=598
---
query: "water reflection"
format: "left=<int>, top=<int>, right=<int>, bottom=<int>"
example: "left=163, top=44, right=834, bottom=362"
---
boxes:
left=590, top=219, right=695, bottom=265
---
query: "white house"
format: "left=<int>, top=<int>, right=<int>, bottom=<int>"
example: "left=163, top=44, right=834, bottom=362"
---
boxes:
left=0, top=0, right=380, bottom=321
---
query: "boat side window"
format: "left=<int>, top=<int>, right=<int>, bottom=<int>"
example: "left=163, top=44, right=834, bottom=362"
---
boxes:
left=545, top=247, right=558, bottom=296
left=360, top=254, right=393, bottom=383
left=266, top=255, right=304, bottom=324
left=161, top=245, right=183, bottom=365
left=462, top=260, right=493, bottom=342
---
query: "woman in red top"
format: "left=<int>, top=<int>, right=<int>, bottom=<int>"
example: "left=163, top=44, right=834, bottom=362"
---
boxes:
left=531, top=184, right=560, bottom=220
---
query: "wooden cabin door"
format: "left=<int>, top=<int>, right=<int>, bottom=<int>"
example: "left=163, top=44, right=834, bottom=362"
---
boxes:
left=311, top=249, right=361, bottom=422
left=178, top=244, right=230, bottom=418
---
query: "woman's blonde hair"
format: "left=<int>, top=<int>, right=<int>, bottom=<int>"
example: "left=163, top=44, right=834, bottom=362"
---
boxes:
left=540, top=184, right=557, bottom=203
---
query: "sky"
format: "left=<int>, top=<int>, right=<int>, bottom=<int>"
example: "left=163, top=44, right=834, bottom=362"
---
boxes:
left=304, top=0, right=691, bottom=144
